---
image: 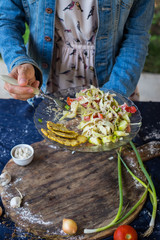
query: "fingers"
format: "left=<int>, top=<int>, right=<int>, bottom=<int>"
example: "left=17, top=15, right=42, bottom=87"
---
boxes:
left=31, top=80, right=40, bottom=89
left=17, top=64, right=35, bottom=86
left=6, top=63, right=40, bottom=100
left=4, top=82, right=35, bottom=100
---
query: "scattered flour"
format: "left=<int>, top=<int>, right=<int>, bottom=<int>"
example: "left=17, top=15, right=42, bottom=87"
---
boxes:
left=18, top=207, right=53, bottom=226
left=143, top=125, right=160, bottom=141
left=147, top=143, right=159, bottom=155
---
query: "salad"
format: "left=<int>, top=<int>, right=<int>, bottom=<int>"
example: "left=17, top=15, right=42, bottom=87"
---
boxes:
left=60, top=86, right=137, bottom=145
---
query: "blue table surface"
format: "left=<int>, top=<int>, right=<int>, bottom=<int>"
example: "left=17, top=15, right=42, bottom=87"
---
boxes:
left=0, top=98, right=160, bottom=240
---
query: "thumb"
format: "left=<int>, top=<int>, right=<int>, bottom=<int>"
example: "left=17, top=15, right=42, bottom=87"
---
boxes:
left=18, top=68, right=30, bottom=86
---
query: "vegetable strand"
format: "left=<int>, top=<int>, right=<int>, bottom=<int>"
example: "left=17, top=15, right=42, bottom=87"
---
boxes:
left=130, top=141, right=157, bottom=237
left=111, top=187, right=148, bottom=226
left=84, top=148, right=123, bottom=233
left=117, top=152, right=153, bottom=196
left=83, top=142, right=157, bottom=237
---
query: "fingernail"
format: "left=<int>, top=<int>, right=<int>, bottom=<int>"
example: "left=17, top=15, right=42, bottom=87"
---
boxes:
left=28, top=88, right=33, bottom=93
left=19, top=78, right=27, bottom=84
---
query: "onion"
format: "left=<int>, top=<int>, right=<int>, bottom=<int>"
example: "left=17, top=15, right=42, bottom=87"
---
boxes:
left=62, top=218, right=78, bottom=235
left=0, top=171, right=11, bottom=186
left=10, top=187, right=23, bottom=208
left=10, top=196, right=22, bottom=208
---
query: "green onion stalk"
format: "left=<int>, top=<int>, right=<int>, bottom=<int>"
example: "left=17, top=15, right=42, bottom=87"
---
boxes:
left=117, top=153, right=153, bottom=198
left=129, top=141, right=157, bottom=237
left=84, top=148, right=123, bottom=234
left=84, top=141, right=157, bottom=236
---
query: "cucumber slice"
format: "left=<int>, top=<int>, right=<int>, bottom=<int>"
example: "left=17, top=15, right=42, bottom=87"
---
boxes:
left=88, top=137, right=102, bottom=145
left=118, top=120, right=128, bottom=131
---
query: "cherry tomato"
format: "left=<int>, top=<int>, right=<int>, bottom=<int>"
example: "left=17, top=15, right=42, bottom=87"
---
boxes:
left=120, top=103, right=128, bottom=111
left=120, top=103, right=137, bottom=113
left=84, top=116, right=90, bottom=121
left=128, top=106, right=137, bottom=113
left=82, top=102, right=88, bottom=108
left=93, top=113, right=98, bottom=118
left=95, top=99, right=100, bottom=103
left=113, top=225, right=138, bottom=240
left=67, top=97, right=75, bottom=106
left=92, top=113, right=103, bottom=119
left=98, top=113, right=103, bottom=119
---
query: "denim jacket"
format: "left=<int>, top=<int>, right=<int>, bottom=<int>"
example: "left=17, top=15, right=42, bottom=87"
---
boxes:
left=0, top=0, right=154, bottom=97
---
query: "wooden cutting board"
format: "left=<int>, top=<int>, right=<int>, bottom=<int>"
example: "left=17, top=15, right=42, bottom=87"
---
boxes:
left=0, top=141, right=160, bottom=240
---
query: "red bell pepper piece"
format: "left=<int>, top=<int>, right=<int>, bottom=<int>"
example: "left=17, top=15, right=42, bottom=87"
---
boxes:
left=67, top=97, right=75, bottom=106
left=120, top=103, right=137, bottom=113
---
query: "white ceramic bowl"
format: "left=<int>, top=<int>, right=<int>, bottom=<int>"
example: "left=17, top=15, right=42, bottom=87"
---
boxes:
left=11, top=144, right=34, bottom=166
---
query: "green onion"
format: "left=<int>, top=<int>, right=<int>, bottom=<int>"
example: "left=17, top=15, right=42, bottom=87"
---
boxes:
left=65, top=105, right=70, bottom=110
left=111, top=186, right=148, bottom=226
left=59, top=112, right=69, bottom=121
left=84, top=148, right=124, bottom=234
left=84, top=152, right=149, bottom=234
left=117, top=152, right=153, bottom=196
left=130, top=141, right=157, bottom=237
left=84, top=142, right=157, bottom=236
left=38, top=118, right=42, bottom=123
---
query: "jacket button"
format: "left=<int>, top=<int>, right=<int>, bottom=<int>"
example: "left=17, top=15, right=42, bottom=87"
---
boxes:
left=42, top=63, right=48, bottom=69
left=46, top=8, right=53, bottom=14
left=45, top=36, right=52, bottom=42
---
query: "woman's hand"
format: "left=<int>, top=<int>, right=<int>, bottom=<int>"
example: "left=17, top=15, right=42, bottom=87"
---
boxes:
left=4, top=63, right=40, bottom=100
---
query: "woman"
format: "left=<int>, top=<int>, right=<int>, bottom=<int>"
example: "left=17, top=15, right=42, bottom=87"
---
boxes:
left=0, top=0, right=154, bottom=102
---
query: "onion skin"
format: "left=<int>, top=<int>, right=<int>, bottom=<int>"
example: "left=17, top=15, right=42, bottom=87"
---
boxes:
left=62, top=218, right=78, bottom=235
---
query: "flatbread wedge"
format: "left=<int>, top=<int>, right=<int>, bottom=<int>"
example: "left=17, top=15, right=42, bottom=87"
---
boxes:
left=49, top=129, right=78, bottom=138
left=47, top=121, right=74, bottom=133
left=41, top=128, right=87, bottom=147
left=41, top=121, right=88, bottom=146
left=41, top=129, right=80, bottom=146
left=77, top=135, right=88, bottom=144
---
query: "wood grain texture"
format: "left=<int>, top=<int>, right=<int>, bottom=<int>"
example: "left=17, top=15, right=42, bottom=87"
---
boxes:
left=0, top=141, right=160, bottom=240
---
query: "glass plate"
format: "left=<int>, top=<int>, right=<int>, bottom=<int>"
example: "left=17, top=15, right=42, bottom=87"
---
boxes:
left=34, top=87, right=142, bottom=152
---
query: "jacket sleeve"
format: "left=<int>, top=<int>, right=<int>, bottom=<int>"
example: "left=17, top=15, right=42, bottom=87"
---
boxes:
left=102, top=0, right=154, bottom=97
left=0, top=0, right=42, bottom=85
